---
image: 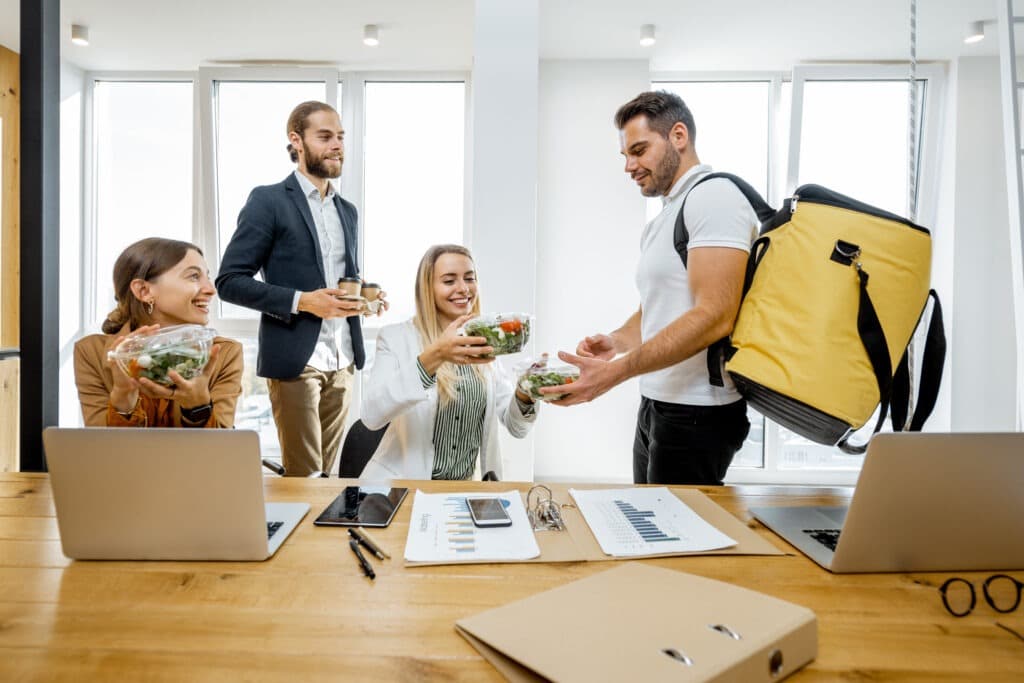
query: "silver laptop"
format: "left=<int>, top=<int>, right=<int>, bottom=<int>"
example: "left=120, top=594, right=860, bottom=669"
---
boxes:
left=750, top=432, right=1024, bottom=573
left=43, top=428, right=309, bottom=561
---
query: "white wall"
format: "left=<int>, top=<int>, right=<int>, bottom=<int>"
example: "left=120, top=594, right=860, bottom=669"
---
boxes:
left=469, top=0, right=539, bottom=481
left=949, top=57, right=1016, bottom=430
left=59, top=60, right=84, bottom=427
left=532, top=60, right=649, bottom=483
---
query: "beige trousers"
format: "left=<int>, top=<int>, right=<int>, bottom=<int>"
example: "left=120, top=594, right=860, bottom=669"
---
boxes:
left=268, top=365, right=354, bottom=477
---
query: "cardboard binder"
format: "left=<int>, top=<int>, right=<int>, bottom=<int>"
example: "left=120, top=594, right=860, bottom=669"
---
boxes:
left=406, top=486, right=784, bottom=567
left=456, top=563, right=817, bottom=683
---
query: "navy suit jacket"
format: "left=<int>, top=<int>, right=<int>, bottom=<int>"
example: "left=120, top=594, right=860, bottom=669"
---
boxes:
left=216, top=173, right=365, bottom=379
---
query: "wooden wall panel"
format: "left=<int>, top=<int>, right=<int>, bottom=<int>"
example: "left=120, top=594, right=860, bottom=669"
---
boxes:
left=0, top=357, right=18, bottom=472
left=0, top=45, right=18, bottom=350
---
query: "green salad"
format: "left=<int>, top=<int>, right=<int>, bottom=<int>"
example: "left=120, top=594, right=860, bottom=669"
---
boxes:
left=129, top=346, right=209, bottom=386
left=519, top=368, right=579, bottom=401
left=463, top=315, right=531, bottom=356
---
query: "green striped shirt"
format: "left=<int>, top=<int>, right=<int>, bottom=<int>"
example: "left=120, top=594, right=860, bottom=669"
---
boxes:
left=418, top=360, right=487, bottom=479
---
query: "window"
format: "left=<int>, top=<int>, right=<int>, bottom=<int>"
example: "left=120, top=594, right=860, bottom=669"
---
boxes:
left=91, top=81, right=193, bottom=326
left=213, top=80, right=327, bottom=320
left=361, top=81, right=466, bottom=327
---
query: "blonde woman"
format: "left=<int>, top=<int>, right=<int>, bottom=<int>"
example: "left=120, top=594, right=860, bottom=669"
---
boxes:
left=360, top=244, right=536, bottom=480
left=74, top=237, right=243, bottom=428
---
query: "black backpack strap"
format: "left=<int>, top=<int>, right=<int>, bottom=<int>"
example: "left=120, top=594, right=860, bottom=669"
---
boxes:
left=890, top=290, right=946, bottom=433
left=837, top=265, right=893, bottom=455
left=891, top=350, right=911, bottom=432
left=673, top=172, right=774, bottom=387
left=674, top=172, right=774, bottom=267
left=909, top=291, right=946, bottom=431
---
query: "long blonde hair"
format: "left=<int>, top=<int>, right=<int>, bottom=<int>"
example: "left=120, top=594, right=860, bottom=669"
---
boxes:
left=413, top=244, right=485, bottom=403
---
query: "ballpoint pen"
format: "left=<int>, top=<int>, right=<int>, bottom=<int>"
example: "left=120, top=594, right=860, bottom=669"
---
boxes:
left=349, top=539, right=376, bottom=580
left=353, top=526, right=390, bottom=559
left=348, top=528, right=387, bottom=561
left=348, top=528, right=385, bottom=560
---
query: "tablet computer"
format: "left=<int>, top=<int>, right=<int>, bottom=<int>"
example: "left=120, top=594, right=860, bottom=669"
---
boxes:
left=313, top=486, right=409, bottom=528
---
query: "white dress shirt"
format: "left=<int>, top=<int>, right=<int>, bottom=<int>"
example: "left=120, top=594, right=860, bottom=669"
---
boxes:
left=290, top=170, right=354, bottom=371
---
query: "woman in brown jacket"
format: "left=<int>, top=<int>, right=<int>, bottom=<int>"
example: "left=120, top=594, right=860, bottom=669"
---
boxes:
left=74, top=237, right=243, bottom=428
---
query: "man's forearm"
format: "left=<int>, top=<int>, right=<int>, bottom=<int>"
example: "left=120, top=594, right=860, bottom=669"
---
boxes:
left=617, top=304, right=729, bottom=381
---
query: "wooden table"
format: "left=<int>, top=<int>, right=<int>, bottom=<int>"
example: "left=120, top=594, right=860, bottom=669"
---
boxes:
left=1, top=474, right=1021, bottom=681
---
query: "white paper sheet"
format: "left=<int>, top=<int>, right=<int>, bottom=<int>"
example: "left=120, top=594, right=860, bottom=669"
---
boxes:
left=404, top=490, right=541, bottom=563
left=569, top=487, right=737, bottom=557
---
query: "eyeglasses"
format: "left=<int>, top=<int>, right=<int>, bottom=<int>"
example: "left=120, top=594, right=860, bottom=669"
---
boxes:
left=939, top=574, right=1024, bottom=617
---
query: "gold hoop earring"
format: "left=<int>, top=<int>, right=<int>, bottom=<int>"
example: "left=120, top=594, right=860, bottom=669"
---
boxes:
left=145, top=300, right=154, bottom=315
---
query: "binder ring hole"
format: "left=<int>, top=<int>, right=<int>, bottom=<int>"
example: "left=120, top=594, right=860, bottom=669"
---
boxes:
left=661, top=648, right=694, bottom=666
left=709, top=623, right=742, bottom=640
left=769, top=649, right=784, bottom=678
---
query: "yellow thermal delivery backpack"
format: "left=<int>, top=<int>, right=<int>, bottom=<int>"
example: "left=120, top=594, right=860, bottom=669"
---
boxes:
left=677, top=174, right=946, bottom=453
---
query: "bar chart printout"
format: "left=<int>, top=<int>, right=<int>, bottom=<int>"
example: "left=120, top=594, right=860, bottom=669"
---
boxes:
left=569, top=487, right=737, bottom=557
left=404, top=491, right=540, bottom=563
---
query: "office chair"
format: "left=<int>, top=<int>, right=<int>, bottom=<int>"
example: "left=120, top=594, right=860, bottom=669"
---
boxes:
left=338, top=419, right=389, bottom=478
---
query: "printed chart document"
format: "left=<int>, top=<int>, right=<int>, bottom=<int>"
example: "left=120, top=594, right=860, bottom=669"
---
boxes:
left=569, top=487, right=737, bottom=557
left=404, top=490, right=540, bottom=563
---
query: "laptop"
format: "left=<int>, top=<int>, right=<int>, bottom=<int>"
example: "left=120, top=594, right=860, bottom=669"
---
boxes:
left=43, top=427, right=309, bottom=561
left=750, top=432, right=1024, bottom=573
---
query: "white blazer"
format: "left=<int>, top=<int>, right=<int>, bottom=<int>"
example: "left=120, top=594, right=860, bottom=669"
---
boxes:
left=360, top=320, right=536, bottom=480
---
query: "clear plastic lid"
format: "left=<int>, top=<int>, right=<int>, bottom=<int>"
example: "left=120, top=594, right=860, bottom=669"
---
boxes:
left=460, top=313, right=532, bottom=356
left=517, top=354, right=579, bottom=401
left=107, top=324, right=217, bottom=386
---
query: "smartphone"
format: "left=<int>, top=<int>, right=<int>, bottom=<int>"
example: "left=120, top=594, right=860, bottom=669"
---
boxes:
left=467, top=497, right=513, bottom=528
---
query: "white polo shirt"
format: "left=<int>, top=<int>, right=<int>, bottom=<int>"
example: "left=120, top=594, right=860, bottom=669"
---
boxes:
left=635, top=164, right=758, bottom=405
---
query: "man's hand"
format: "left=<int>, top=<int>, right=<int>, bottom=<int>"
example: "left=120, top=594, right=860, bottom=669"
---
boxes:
left=576, top=333, right=617, bottom=360
left=298, top=289, right=364, bottom=319
left=541, top=350, right=629, bottom=406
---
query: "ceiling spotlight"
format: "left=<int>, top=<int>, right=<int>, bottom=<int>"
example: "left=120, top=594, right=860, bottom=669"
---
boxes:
left=639, top=24, right=656, bottom=47
left=71, top=24, right=89, bottom=47
left=963, top=20, right=986, bottom=44
left=363, top=24, right=379, bottom=47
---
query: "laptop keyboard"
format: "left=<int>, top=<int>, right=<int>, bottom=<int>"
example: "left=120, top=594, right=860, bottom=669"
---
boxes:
left=267, top=521, right=284, bottom=539
left=803, top=528, right=841, bottom=552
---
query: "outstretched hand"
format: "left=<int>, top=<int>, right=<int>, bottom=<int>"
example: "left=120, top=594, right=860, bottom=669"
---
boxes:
left=541, top=350, right=627, bottom=406
left=576, top=333, right=617, bottom=360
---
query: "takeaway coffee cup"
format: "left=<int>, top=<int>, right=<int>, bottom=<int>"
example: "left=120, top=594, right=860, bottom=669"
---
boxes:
left=337, top=277, right=362, bottom=297
left=360, top=282, right=381, bottom=302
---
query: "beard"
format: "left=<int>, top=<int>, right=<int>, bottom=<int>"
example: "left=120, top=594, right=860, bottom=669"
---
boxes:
left=642, top=146, right=681, bottom=197
left=301, top=144, right=344, bottom=179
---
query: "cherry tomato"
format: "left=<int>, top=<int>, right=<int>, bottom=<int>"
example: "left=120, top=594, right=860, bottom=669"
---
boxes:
left=127, top=359, right=141, bottom=377
left=499, top=320, right=523, bottom=334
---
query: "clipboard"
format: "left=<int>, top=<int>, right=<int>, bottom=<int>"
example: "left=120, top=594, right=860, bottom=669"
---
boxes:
left=406, top=486, right=783, bottom=566
left=455, top=563, right=817, bottom=683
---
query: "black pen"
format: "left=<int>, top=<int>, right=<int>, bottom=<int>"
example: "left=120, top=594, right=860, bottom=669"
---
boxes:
left=349, top=538, right=376, bottom=580
left=348, top=527, right=385, bottom=560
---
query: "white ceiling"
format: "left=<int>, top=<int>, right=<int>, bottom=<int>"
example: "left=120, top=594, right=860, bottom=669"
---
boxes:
left=0, top=0, right=1012, bottom=72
